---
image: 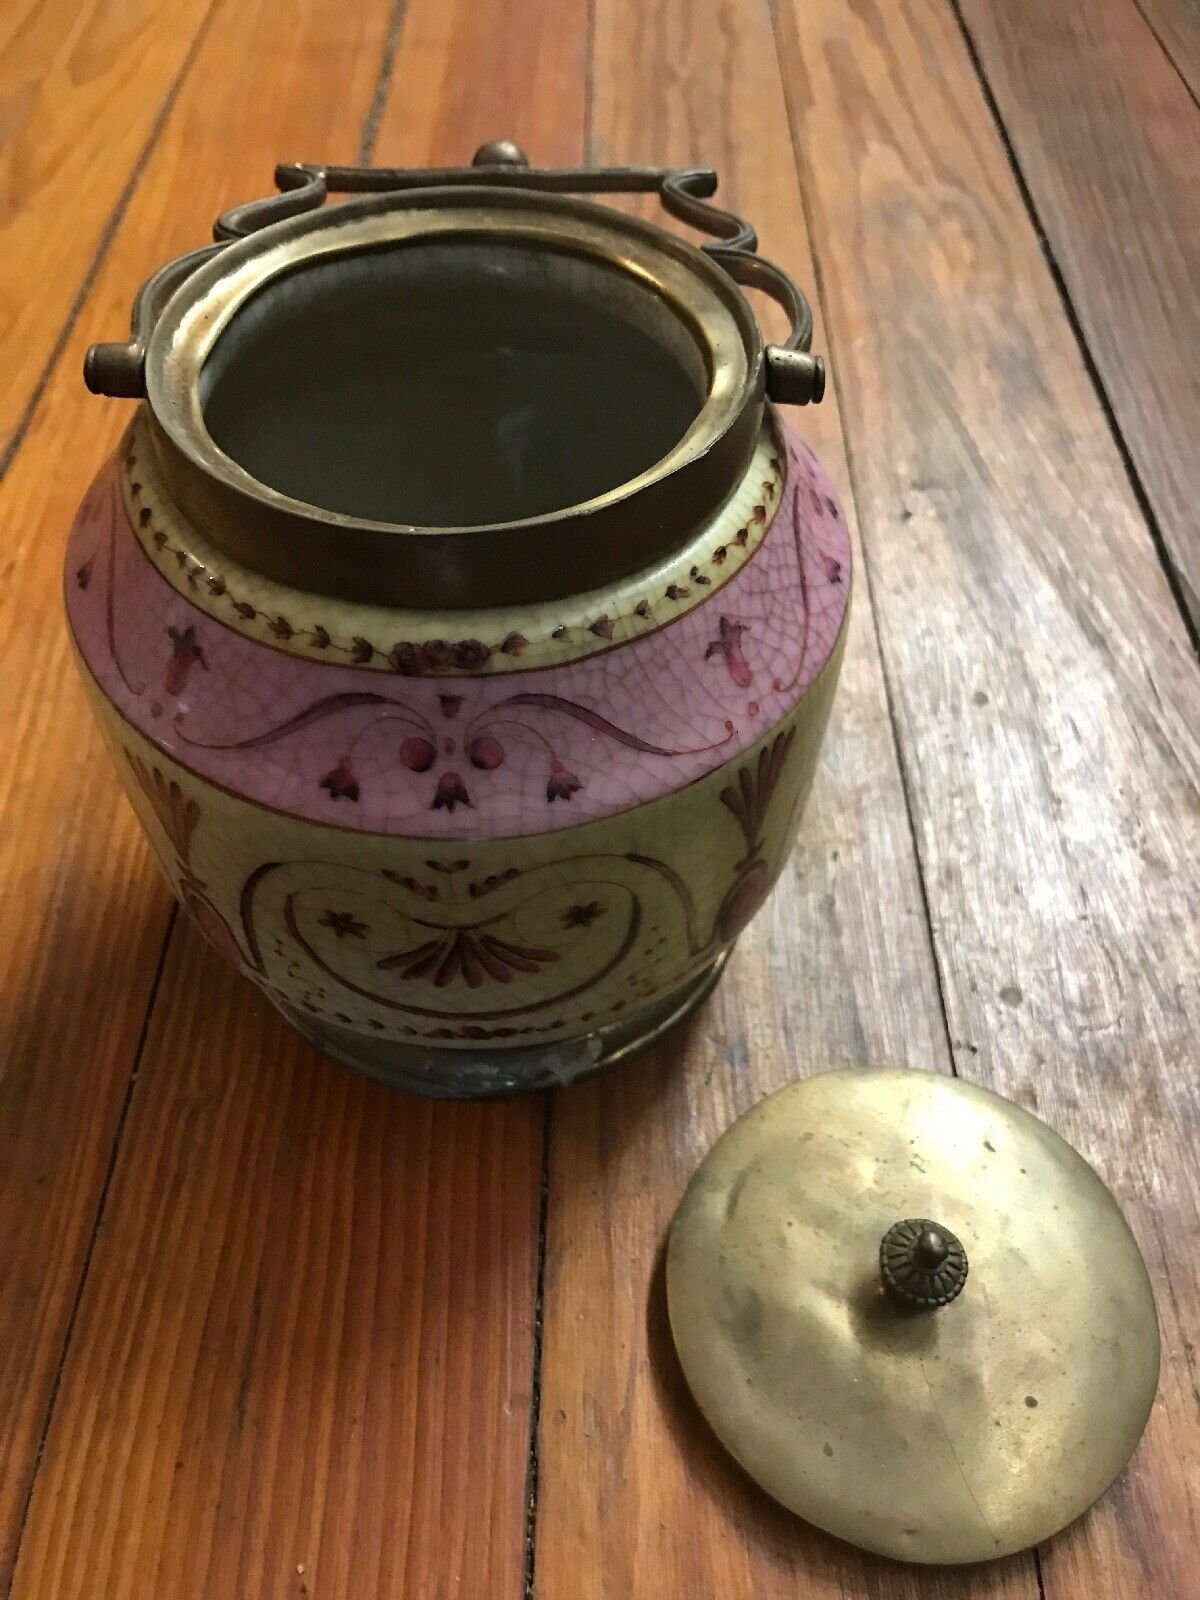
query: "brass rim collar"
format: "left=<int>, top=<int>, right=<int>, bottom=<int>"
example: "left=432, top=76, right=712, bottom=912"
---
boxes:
left=143, top=187, right=769, bottom=610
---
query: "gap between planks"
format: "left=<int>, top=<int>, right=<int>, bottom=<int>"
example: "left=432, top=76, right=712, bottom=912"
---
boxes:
left=522, top=1098, right=552, bottom=1600
left=764, top=0, right=962, bottom=1086
left=521, top=8, right=595, bottom=1579
left=0, top=0, right=222, bottom=483
left=6, top=904, right=180, bottom=1583
left=357, top=0, right=415, bottom=165
left=945, top=0, right=1200, bottom=664
left=0, top=10, right=414, bottom=1594
left=768, top=0, right=1199, bottom=1593
left=1129, top=0, right=1200, bottom=110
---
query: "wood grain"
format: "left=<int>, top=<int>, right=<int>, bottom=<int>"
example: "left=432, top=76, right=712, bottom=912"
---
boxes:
left=776, top=0, right=1200, bottom=1594
left=531, top=0, right=1038, bottom=1595
left=8, top=934, right=542, bottom=1600
left=368, top=0, right=588, bottom=167
left=0, top=0, right=215, bottom=460
left=1130, top=0, right=1200, bottom=103
left=955, top=0, right=1200, bottom=636
left=4, top=1, right=591, bottom=1597
left=0, top=0, right=396, bottom=1587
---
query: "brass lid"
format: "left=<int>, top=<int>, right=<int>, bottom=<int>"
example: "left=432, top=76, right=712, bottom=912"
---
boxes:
left=666, top=1068, right=1160, bottom=1565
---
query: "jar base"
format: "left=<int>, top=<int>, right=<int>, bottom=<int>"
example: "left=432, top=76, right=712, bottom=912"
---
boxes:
left=274, top=951, right=730, bottom=1099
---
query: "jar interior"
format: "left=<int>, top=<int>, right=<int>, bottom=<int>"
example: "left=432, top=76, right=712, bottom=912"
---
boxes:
left=199, top=239, right=710, bottom=528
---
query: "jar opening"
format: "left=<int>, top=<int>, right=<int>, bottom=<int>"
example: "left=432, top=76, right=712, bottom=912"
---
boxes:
left=199, top=238, right=709, bottom=529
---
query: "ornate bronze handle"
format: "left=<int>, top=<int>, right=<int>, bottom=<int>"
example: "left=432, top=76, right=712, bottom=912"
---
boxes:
left=86, top=140, right=825, bottom=405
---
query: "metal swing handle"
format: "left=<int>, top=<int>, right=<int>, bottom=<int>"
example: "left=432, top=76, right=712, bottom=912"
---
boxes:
left=86, top=140, right=825, bottom=405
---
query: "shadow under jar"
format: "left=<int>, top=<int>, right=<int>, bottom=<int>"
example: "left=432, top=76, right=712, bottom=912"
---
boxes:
left=67, top=145, right=850, bottom=1097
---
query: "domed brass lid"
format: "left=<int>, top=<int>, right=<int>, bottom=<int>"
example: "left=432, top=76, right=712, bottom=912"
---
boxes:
left=666, top=1068, right=1160, bottom=1565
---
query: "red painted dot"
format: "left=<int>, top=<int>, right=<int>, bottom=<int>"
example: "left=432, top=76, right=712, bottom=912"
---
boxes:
left=468, top=735, right=506, bottom=771
left=399, top=736, right=436, bottom=772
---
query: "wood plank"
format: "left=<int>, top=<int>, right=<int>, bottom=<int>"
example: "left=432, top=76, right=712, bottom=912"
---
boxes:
left=8, top=934, right=542, bottom=1600
left=955, top=0, right=1200, bottom=636
left=532, top=0, right=1039, bottom=1595
left=368, top=0, right=588, bottom=166
left=5, top=2, right=590, bottom=1597
left=1129, top=0, right=1200, bottom=104
left=774, top=0, right=1200, bottom=1594
left=0, top=0, right=215, bottom=462
left=0, top=715, right=174, bottom=1595
left=0, top=0, right=397, bottom=1587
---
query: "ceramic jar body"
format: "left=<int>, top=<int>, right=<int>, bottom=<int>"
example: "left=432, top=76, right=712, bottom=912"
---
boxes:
left=65, top=411, right=849, bottom=1095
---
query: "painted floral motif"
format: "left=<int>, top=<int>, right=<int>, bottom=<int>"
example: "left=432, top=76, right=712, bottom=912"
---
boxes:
left=562, top=901, right=604, bottom=929
left=319, top=756, right=360, bottom=802
left=382, top=868, right=440, bottom=901
left=715, top=727, right=797, bottom=942
left=546, top=759, right=582, bottom=802
left=69, top=426, right=850, bottom=844
left=165, top=624, right=207, bottom=695
left=127, top=752, right=200, bottom=862
left=720, top=728, right=796, bottom=847
left=172, top=682, right=736, bottom=814
left=117, top=427, right=786, bottom=671
left=240, top=854, right=652, bottom=1024
left=705, top=616, right=753, bottom=688
left=376, top=927, right=559, bottom=988
left=228, top=715, right=811, bottom=1040
left=124, top=750, right=245, bottom=968
left=389, top=637, right=492, bottom=674
left=432, top=771, right=471, bottom=812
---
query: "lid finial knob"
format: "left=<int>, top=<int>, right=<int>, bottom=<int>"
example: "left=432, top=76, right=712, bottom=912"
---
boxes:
left=472, top=139, right=530, bottom=169
left=880, top=1217, right=969, bottom=1309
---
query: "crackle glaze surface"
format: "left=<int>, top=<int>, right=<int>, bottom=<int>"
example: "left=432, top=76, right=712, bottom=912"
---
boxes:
left=66, top=414, right=849, bottom=1077
left=79, top=659, right=842, bottom=1062
left=114, top=411, right=790, bottom=672
left=66, top=423, right=849, bottom=840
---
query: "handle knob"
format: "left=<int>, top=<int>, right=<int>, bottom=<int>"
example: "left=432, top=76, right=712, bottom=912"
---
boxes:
left=880, top=1218, right=968, bottom=1309
left=84, top=341, right=145, bottom=398
left=472, top=139, right=530, bottom=169
left=766, top=348, right=826, bottom=406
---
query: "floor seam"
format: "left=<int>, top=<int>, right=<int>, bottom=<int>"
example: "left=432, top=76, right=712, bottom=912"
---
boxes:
left=1128, top=0, right=1200, bottom=112
left=583, top=0, right=598, bottom=165
left=0, top=0, right=224, bottom=483
left=765, top=0, right=960, bottom=1079
left=357, top=0, right=414, bottom=165
left=3, top=904, right=177, bottom=1599
left=947, top=0, right=1200, bottom=661
left=521, top=1095, right=552, bottom=1600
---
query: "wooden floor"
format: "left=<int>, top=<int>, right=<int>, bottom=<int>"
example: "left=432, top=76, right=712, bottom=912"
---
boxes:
left=1, top=0, right=1197, bottom=1594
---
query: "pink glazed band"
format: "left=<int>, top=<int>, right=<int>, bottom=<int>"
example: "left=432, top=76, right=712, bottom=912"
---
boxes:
left=66, top=428, right=850, bottom=841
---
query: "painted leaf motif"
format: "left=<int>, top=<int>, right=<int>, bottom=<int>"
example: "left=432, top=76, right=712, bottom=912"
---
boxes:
left=376, top=928, right=560, bottom=988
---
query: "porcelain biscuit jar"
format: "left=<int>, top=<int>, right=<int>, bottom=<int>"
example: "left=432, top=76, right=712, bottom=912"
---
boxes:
left=67, top=142, right=850, bottom=1096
